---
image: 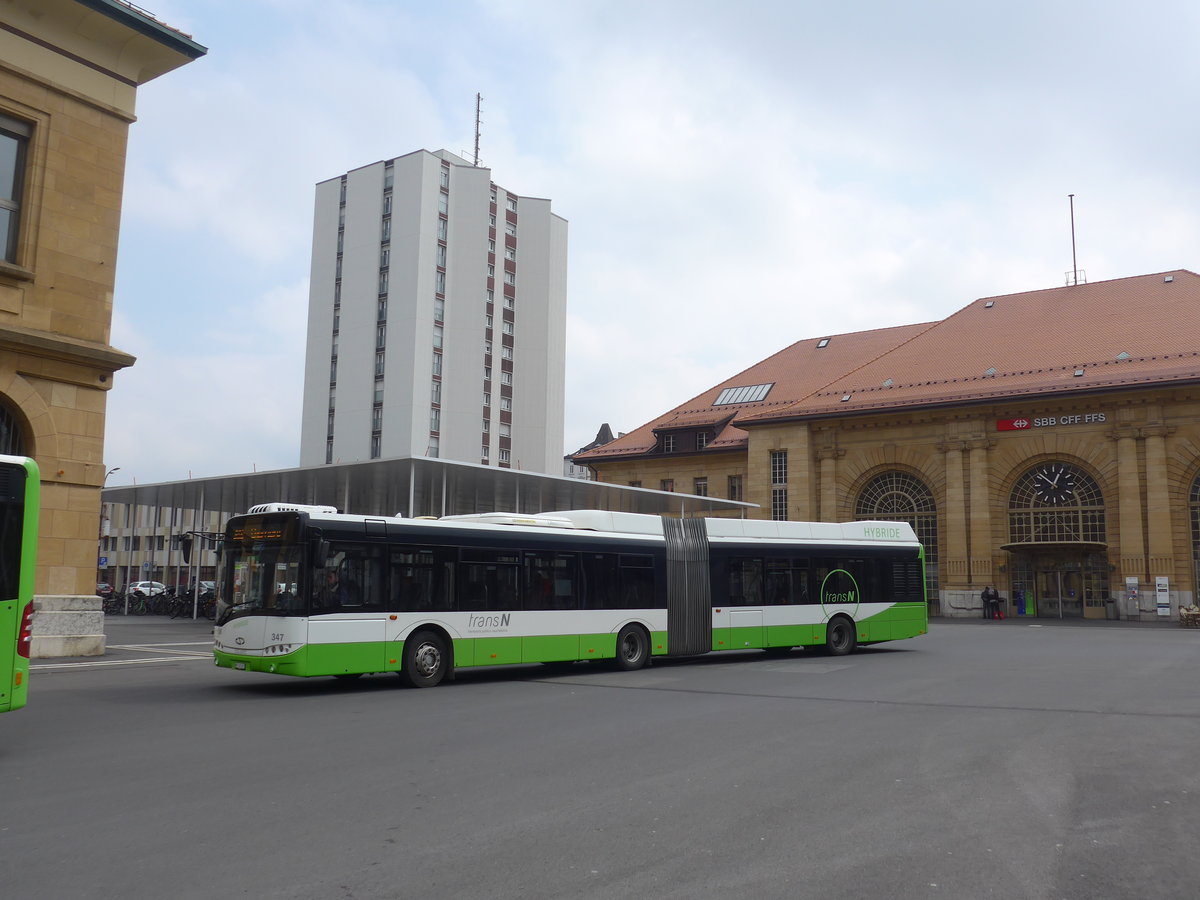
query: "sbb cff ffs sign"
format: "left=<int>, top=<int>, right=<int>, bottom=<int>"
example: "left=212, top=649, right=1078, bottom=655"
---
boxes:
left=997, top=413, right=1107, bottom=431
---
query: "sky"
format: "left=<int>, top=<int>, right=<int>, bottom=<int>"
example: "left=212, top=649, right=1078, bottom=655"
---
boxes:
left=102, top=0, right=1200, bottom=487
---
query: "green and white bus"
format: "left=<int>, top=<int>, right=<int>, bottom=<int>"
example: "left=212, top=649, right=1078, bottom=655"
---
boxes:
left=213, top=504, right=927, bottom=686
left=1, top=455, right=39, bottom=713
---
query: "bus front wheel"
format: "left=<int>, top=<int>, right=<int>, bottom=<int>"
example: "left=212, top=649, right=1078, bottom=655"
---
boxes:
left=614, top=625, right=650, bottom=671
left=825, top=616, right=857, bottom=656
left=402, top=630, right=449, bottom=687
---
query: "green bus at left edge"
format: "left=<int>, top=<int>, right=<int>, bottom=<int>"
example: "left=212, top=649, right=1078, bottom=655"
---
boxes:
left=1, top=455, right=40, bottom=713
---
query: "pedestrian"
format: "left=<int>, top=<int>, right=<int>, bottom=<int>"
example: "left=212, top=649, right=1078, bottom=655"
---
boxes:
left=981, top=585, right=1000, bottom=620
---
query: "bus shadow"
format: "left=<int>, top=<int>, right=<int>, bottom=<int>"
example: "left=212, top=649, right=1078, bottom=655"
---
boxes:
left=210, top=644, right=912, bottom=697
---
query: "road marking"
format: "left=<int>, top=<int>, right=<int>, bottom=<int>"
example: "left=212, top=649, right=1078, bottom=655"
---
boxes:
left=32, top=655, right=211, bottom=670
left=32, top=641, right=212, bottom=669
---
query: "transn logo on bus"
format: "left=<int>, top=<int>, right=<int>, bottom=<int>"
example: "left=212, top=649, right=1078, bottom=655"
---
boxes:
left=820, top=569, right=861, bottom=617
left=468, top=613, right=511, bottom=631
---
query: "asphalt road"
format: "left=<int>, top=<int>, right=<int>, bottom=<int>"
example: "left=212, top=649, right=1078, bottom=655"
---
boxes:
left=4, top=617, right=1200, bottom=900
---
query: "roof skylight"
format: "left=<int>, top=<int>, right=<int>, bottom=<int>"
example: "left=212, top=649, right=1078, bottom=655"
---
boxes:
left=714, top=383, right=773, bottom=406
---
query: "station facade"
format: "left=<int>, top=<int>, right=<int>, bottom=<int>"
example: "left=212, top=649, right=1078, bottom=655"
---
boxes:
left=575, top=271, right=1200, bottom=621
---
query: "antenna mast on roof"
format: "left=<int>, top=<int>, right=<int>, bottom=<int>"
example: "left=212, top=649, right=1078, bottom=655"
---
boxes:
left=1066, top=193, right=1086, bottom=286
left=473, top=93, right=482, bottom=167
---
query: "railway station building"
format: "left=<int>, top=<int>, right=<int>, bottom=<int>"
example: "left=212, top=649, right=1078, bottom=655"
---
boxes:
left=574, top=270, right=1200, bottom=622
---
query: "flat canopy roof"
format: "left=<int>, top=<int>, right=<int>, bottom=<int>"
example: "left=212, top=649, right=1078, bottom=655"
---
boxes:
left=100, top=456, right=755, bottom=519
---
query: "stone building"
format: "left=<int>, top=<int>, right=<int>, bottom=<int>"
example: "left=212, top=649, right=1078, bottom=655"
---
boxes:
left=0, top=0, right=204, bottom=654
left=575, top=270, right=1200, bottom=621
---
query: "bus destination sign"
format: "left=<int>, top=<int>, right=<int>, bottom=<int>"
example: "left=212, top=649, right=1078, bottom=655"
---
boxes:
left=997, top=412, right=1106, bottom=431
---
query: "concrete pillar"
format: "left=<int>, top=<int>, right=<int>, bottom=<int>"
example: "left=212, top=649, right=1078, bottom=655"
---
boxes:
left=968, top=439, right=994, bottom=581
left=817, top=448, right=843, bottom=522
left=1142, top=425, right=1175, bottom=576
left=1112, top=427, right=1146, bottom=580
left=941, top=441, right=968, bottom=585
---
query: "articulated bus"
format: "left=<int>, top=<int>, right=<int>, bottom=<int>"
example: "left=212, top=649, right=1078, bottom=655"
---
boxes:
left=1, top=455, right=39, bottom=713
left=213, top=504, right=927, bottom=686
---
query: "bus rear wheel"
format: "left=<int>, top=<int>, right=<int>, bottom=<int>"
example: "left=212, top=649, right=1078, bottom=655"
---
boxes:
left=401, top=630, right=449, bottom=687
left=825, top=616, right=857, bottom=656
left=614, top=625, right=650, bottom=671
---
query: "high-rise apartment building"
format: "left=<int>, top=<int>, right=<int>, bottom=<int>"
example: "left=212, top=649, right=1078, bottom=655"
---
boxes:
left=299, top=150, right=567, bottom=473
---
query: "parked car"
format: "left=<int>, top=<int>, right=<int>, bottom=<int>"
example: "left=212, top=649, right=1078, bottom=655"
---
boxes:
left=126, top=581, right=166, bottom=597
left=96, top=582, right=115, bottom=598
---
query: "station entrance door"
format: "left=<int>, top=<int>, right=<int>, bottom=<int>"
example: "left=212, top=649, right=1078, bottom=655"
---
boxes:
left=1006, top=548, right=1110, bottom=620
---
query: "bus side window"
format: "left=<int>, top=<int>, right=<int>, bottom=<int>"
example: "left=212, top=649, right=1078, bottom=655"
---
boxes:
left=729, top=557, right=763, bottom=606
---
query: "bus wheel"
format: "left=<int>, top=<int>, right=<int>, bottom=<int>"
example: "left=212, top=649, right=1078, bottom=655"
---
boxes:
left=402, top=630, right=449, bottom=687
left=825, top=616, right=857, bottom=656
left=614, top=625, right=650, bottom=671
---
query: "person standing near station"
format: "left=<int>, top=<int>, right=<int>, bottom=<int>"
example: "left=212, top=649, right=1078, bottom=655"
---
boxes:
left=981, top=585, right=1000, bottom=620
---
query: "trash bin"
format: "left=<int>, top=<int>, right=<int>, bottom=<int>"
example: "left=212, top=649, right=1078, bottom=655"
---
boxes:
left=1106, top=598, right=1118, bottom=620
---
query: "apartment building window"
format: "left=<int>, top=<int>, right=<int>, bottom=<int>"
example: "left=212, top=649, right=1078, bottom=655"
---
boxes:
left=770, top=450, right=788, bottom=485
left=326, top=440, right=333, bottom=464
left=504, top=295, right=514, bottom=309
left=489, top=214, right=496, bottom=227
left=500, top=423, right=511, bottom=437
left=377, top=297, right=387, bottom=321
left=487, top=289, right=494, bottom=304
left=434, top=297, right=444, bottom=322
left=430, top=409, right=440, bottom=432
left=376, top=325, right=386, bottom=349
left=380, top=247, right=390, bottom=268
left=438, top=218, right=447, bottom=240
left=440, top=167, right=450, bottom=188
left=728, top=475, right=744, bottom=502
left=771, top=487, right=789, bottom=521
left=374, top=385, right=383, bottom=404
left=481, top=446, right=490, bottom=460
left=372, top=407, right=382, bottom=432
left=339, top=178, right=347, bottom=203
left=383, top=167, right=393, bottom=191
left=437, top=245, right=447, bottom=266
left=484, top=366, right=491, bottom=381
left=501, top=372, right=512, bottom=385
left=432, top=352, right=441, bottom=376
left=433, top=325, right=443, bottom=349
left=490, top=188, right=497, bottom=202
left=502, top=321, right=514, bottom=335
left=660, top=479, right=675, bottom=492
left=483, top=392, right=491, bottom=407
left=383, top=194, right=392, bottom=215
left=488, top=264, right=495, bottom=277
left=329, top=359, right=337, bottom=383
left=485, top=341, right=492, bottom=355
left=371, top=435, right=381, bottom=459
left=504, top=272, right=516, bottom=285
left=435, top=271, right=445, bottom=294
left=499, top=449, right=510, bottom=463
left=328, top=387, right=335, bottom=409
left=486, top=314, right=493, bottom=329
left=505, top=222, right=516, bottom=236
left=693, top=478, right=708, bottom=496
left=428, top=436, right=439, bottom=458
left=376, top=351, right=386, bottom=377
left=501, top=346, right=513, bottom=360
left=332, top=313, right=339, bottom=333
left=438, top=194, right=448, bottom=214
left=500, top=397, right=512, bottom=411
left=506, top=197, right=517, bottom=211
left=504, top=247, right=516, bottom=261
left=696, top=432, right=710, bottom=450
left=489, top=239, right=496, bottom=253
left=381, top=216, right=391, bottom=240
left=326, top=411, right=335, bottom=437
left=483, top=419, right=490, bottom=433
left=629, top=481, right=642, bottom=488
left=431, top=381, right=441, bottom=404
left=662, top=434, right=676, bottom=453
left=378, top=269, right=388, bottom=294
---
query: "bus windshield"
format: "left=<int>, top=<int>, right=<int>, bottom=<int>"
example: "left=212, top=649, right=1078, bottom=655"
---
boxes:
left=219, top=542, right=304, bottom=623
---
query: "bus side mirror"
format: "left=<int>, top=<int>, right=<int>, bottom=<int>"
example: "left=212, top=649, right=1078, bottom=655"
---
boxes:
left=181, top=534, right=193, bottom=565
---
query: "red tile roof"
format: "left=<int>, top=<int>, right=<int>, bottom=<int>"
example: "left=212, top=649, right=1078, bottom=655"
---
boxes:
left=575, top=270, right=1200, bottom=463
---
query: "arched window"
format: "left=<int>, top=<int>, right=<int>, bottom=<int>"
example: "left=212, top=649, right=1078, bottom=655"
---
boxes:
left=1008, top=462, right=1105, bottom=544
left=855, top=471, right=938, bottom=598
left=0, top=398, right=27, bottom=456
